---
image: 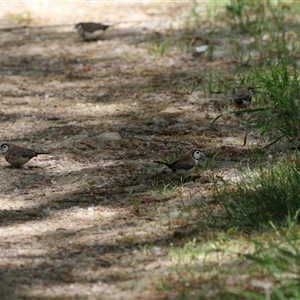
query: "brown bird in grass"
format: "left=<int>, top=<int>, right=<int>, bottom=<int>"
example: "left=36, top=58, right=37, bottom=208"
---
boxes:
left=233, top=87, right=255, bottom=109
left=75, top=22, right=121, bottom=41
left=1, top=143, right=50, bottom=167
left=154, top=149, right=206, bottom=176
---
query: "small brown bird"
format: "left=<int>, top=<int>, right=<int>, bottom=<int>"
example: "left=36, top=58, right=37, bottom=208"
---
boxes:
left=75, top=22, right=122, bottom=41
left=155, top=149, right=206, bottom=176
left=1, top=143, right=49, bottom=167
left=233, top=87, right=255, bottom=108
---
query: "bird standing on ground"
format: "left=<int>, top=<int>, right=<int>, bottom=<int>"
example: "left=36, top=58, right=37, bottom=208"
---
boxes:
left=75, top=22, right=120, bottom=41
left=1, top=143, right=50, bottom=167
left=233, top=87, right=255, bottom=109
left=154, top=149, right=206, bottom=176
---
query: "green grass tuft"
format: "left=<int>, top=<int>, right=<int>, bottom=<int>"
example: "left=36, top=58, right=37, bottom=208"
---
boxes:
left=211, top=157, right=300, bottom=230
left=246, top=62, right=300, bottom=147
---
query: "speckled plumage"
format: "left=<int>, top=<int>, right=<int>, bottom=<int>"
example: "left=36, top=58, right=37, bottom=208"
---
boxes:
left=155, top=149, right=206, bottom=176
left=1, top=143, right=49, bottom=167
left=233, top=87, right=255, bottom=108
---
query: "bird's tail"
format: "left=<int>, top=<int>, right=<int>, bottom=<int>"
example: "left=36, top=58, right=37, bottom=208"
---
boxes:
left=36, top=152, right=50, bottom=155
left=110, top=21, right=125, bottom=27
left=154, top=160, right=170, bottom=167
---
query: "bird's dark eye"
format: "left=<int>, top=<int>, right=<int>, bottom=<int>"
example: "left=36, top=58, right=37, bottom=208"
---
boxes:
left=1, top=145, right=9, bottom=153
left=194, top=150, right=201, bottom=158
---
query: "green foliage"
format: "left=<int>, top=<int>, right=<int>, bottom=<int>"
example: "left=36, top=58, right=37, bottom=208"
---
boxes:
left=246, top=63, right=300, bottom=147
left=184, top=1, right=202, bottom=29
left=129, top=190, right=144, bottom=213
left=212, top=158, right=300, bottom=230
left=226, top=0, right=262, bottom=32
left=226, top=0, right=284, bottom=34
left=211, top=63, right=300, bottom=148
left=202, top=72, right=227, bottom=97
left=148, top=37, right=172, bottom=57
left=242, top=219, right=300, bottom=299
left=224, top=0, right=300, bottom=65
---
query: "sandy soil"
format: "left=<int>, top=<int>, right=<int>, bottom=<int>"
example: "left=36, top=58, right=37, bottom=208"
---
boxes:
left=0, top=2, right=262, bottom=299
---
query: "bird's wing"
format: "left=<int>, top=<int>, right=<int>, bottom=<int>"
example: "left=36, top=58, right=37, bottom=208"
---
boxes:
left=20, top=149, right=37, bottom=159
left=170, top=161, right=194, bottom=171
left=86, top=23, right=109, bottom=32
left=234, top=91, right=251, bottom=103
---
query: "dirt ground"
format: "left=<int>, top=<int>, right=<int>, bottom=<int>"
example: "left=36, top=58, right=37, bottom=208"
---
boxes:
left=0, top=2, right=264, bottom=299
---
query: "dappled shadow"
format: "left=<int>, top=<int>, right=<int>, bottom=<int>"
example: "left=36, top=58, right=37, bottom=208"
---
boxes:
left=0, top=2, right=273, bottom=299
left=0, top=220, right=253, bottom=300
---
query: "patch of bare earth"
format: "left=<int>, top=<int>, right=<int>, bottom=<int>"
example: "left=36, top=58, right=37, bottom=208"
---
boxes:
left=0, top=2, right=265, bottom=300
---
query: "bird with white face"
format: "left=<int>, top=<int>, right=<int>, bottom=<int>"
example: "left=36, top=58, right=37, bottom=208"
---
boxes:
left=155, top=149, right=206, bottom=176
left=233, top=87, right=255, bottom=109
left=1, top=143, right=50, bottom=167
